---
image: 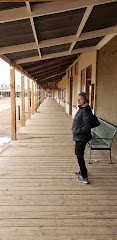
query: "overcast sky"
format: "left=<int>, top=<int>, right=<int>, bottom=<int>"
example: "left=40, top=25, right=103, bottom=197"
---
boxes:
left=0, top=58, right=28, bottom=89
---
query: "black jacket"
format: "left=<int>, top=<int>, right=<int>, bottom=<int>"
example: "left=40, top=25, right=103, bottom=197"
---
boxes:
left=72, top=103, right=92, bottom=142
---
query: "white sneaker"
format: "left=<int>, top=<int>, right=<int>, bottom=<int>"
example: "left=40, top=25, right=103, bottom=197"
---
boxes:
left=77, top=176, right=89, bottom=184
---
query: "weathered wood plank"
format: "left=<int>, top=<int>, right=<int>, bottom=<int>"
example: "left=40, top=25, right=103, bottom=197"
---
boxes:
left=0, top=226, right=116, bottom=237
left=0, top=205, right=117, bottom=212
left=0, top=218, right=117, bottom=226
left=0, top=212, right=117, bottom=220
left=0, top=234, right=114, bottom=240
left=0, top=198, right=116, bottom=206
left=0, top=98, right=117, bottom=240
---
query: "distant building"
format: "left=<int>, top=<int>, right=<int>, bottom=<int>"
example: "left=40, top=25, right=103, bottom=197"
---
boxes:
left=0, top=83, right=9, bottom=90
left=0, top=83, right=21, bottom=97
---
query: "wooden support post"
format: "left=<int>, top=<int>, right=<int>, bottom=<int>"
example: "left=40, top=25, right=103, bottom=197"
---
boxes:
left=32, top=81, right=34, bottom=115
left=44, top=90, right=46, bottom=99
left=41, top=88, right=42, bottom=104
left=43, top=89, right=44, bottom=102
left=27, top=79, right=31, bottom=119
left=21, top=74, right=25, bottom=127
left=35, top=82, right=37, bottom=113
left=39, top=85, right=41, bottom=106
left=10, top=66, right=16, bottom=140
left=43, top=88, right=44, bottom=103
left=41, top=87, right=43, bottom=104
left=37, top=84, right=39, bottom=108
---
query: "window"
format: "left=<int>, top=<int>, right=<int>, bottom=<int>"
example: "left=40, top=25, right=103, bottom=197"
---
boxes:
left=62, top=88, right=66, bottom=102
left=58, top=88, right=61, bottom=99
left=86, top=65, right=92, bottom=101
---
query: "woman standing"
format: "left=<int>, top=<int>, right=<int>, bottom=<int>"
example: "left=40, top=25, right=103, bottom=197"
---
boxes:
left=72, top=92, right=92, bottom=184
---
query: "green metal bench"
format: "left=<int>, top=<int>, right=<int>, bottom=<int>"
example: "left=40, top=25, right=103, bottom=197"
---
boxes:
left=87, top=119, right=117, bottom=164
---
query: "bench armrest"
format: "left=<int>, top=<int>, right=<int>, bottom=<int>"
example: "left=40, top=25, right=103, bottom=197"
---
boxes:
left=92, top=137, right=113, bottom=140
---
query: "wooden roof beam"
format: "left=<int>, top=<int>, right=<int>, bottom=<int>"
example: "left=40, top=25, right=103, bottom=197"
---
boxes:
left=31, top=65, right=71, bottom=79
left=29, top=59, right=75, bottom=74
left=1, top=26, right=117, bottom=55
left=38, top=71, right=65, bottom=82
left=69, top=5, right=93, bottom=53
left=0, top=42, right=37, bottom=55
left=25, top=2, right=42, bottom=58
left=0, top=0, right=116, bottom=23
left=0, top=54, right=36, bottom=81
left=96, top=33, right=117, bottom=50
left=31, top=69, right=45, bottom=76
left=16, top=46, right=97, bottom=64
left=23, top=58, right=60, bottom=70
left=0, top=54, right=11, bottom=65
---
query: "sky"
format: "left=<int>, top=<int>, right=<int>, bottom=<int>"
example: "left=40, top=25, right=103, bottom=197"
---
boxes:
left=0, top=58, right=28, bottom=89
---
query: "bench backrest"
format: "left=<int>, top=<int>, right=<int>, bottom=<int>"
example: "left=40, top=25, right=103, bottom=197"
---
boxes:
left=92, top=119, right=117, bottom=146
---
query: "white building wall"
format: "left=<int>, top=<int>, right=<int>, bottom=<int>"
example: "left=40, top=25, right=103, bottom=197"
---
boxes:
left=72, top=107, right=78, bottom=119
left=56, top=51, right=97, bottom=117
left=65, top=102, right=69, bottom=115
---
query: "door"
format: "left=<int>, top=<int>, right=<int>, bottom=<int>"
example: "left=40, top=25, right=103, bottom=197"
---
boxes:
left=86, top=65, right=92, bottom=101
left=69, top=77, right=73, bottom=115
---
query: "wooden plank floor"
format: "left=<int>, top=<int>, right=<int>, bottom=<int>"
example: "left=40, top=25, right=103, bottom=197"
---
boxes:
left=0, top=97, right=117, bottom=240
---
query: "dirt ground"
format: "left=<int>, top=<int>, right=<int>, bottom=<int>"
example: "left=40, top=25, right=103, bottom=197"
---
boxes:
left=0, top=97, right=28, bottom=151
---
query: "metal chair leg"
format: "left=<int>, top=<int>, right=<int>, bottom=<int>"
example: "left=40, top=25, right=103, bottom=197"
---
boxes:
left=109, top=148, right=113, bottom=164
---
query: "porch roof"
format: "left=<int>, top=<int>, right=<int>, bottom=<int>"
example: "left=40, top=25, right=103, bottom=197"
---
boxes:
left=0, top=0, right=117, bottom=87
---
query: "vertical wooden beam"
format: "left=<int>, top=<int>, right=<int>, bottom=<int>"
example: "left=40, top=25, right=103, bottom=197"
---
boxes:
left=21, top=74, right=25, bottom=127
left=44, top=90, right=46, bottom=100
left=43, top=89, right=45, bottom=102
left=27, top=79, right=31, bottom=119
left=43, top=90, right=44, bottom=102
left=41, top=87, right=43, bottom=104
left=42, top=88, right=44, bottom=103
left=10, top=66, right=16, bottom=140
left=39, top=85, right=41, bottom=106
left=35, top=82, right=37, bottom=113
left=37, top=84, right=39, bottom=108
left=41, top=88, right=43, bottom=104
left=41, top=87, right=42, bottom=104
left=32, top=81, right=34, bottom=115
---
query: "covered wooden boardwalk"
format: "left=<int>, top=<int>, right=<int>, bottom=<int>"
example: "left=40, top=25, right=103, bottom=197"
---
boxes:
left=0, top=98, right=117, bottom=240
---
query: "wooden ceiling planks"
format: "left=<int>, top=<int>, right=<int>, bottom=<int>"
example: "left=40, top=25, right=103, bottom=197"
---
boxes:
left=0, top=0, right=116, bottom=87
